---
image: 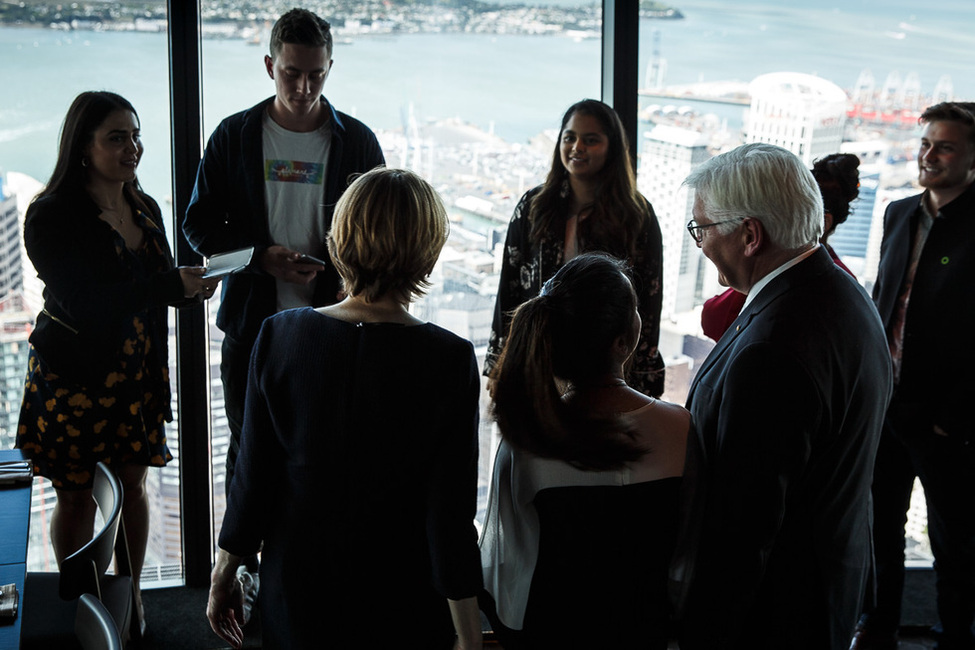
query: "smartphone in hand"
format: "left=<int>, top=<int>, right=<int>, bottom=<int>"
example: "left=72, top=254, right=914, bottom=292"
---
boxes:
left=296, top=254, right=327, bottom=266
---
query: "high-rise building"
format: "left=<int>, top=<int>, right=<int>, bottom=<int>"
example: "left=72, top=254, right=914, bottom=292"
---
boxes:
left=744, top=72, right=848, bottom=166
left=821, top=140, right=892, bottom=279
left=0, top=174, right=36, bottom=450
left=827, top=165, right=879, bottom=278
left=5, top=171, right=45, bottom=315
left=638, top=124, right=713, bottom=319
left=0, top=294, right=31, bottom=450
left=0, top=173, right=24, bottom=301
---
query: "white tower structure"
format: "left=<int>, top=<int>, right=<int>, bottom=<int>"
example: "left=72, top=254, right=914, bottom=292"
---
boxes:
left=852, top=69, right=875, bottom=107
left=645, top=29, right=667, bottom=90
left=638, top=124, right=712, bottom=319
left=932, top=75, right=954, bottom=104
left=743, top=72, right=847, bottom=166
left=899, top=72, right=922, bottom=111
left=880, top=71, right=902, bottom=109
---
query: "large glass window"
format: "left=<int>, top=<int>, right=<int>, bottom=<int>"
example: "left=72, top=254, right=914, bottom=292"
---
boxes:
left=7, top=0, right=962, bottom=598
left=637, top=0, right=975, bottom=564
left=200, top=0, right=602, bottom=538
left=0, top=4, right=183, bottom=581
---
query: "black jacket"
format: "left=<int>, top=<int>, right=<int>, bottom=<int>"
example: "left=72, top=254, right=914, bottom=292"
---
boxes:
left=182, top=96, right=386, bottom=345
left=25, top=189, right=185, bottom=387
left=872, top=181, right=975, bottom=442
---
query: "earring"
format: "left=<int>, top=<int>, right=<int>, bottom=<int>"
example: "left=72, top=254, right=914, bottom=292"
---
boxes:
left=559, top=176, right=569, bottom=199
left=81, top=158, right=90, bottom=168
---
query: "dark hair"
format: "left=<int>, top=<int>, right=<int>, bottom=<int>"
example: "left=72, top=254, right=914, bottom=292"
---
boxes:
left=920, top=102, right=975, bottom=148
left=811, top=153, right=860, bottom=233
left=37, top=91, right=141, bottom=202
left=491, top=253, right=646, bottom=470
left=528, top=99, right=647, bottom=259
left=269, top=8, right=332, bottom=58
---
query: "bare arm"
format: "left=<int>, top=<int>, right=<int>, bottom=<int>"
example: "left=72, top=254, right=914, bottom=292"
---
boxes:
left=448, top=597, right=483, bottom=650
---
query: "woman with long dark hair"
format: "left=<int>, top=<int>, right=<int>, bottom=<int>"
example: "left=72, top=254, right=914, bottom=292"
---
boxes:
left=16, top=91, right=216, bottom=622
left=485, top=99, right=665, bottom=397
left=480, top=253, right=689, bottom=648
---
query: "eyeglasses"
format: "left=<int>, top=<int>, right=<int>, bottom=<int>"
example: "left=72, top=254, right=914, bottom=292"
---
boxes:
left=686, top=218, right=744, bottom=243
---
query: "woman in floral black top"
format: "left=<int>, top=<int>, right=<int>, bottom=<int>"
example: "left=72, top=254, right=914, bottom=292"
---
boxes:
left=486, top=99, right=665, bottom=397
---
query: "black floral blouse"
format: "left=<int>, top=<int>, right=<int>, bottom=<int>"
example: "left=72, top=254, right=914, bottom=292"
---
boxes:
left=486, top=186, right=666, bottom=397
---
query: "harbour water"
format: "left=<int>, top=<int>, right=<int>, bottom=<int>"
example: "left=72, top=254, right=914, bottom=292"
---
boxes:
left=1, top=0, right=973, bottom=210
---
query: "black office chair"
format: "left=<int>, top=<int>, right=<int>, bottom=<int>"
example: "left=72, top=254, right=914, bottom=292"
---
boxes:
left=76, top=593, right=124, bottom=650
left=20, top=462, right=140, bottom=649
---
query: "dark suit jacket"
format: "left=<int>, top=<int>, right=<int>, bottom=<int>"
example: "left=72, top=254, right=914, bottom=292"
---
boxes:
left=872, top=182, right=975, bottom=442
left=676, top=246, right=892, bottom=650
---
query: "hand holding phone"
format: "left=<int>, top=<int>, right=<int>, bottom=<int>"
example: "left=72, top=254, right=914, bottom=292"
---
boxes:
left=295, top=254, right=327, bottom=267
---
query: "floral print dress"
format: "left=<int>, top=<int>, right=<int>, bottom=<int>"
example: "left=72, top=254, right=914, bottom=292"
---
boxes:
left=17, top=223, right=173, bottom=490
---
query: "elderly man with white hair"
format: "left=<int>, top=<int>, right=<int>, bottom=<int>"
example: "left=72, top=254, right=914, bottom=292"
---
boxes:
left=671, top=143, right=892, bottom=650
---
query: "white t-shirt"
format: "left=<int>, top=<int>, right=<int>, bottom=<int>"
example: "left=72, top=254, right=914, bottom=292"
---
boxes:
left=262, top=111, right=332, bottom=311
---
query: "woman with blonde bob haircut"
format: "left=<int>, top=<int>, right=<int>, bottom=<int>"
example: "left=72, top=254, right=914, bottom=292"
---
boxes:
left=209, top=167, right=483, bottom=649
left=329, top=167, right=449, bottom=303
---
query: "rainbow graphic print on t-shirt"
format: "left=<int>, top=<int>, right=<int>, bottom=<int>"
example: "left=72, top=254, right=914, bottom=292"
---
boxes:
left=264, top=159, right=325, bottom=184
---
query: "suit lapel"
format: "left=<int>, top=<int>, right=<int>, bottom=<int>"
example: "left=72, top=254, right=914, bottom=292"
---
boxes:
left=688, top=248, right=834, bottom=405
left=686, top=308, right=755, bottom=405
left=873, top=197, right=920, bottom=325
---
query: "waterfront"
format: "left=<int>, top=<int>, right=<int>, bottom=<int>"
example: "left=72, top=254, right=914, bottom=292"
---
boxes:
left=0, top=27, right=602, bottom=211
left=3, top=0, right=973, bottom=196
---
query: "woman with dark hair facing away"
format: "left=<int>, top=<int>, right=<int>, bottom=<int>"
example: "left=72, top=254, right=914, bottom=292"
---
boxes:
left=485, top=99, right=666, bottom=397
left=479, top=253, right=689, bottom=649
left=701, top=152, right=861, bottom=341
left=16, top=91, right=217, bottom=623
left=207, top=168, right=483, bottom=649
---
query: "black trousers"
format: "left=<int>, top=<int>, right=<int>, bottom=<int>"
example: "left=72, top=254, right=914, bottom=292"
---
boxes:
left=866, top=401, right=975, bottom=649
left=221, top=333, right=250, bottom=495
left=221, top=333, right=260, bottom=572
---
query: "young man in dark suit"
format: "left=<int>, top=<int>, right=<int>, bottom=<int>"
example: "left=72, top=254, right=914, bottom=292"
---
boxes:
left=673, top=142, right=892, bottom=650
left=853, top=102, right=975, bottom=650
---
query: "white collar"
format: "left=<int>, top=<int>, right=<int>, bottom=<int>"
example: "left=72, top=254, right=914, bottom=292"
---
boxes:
left=742, top=244, right=820, bottom=310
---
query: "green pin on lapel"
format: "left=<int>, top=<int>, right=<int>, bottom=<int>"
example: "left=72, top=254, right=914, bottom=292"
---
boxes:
left=941, top=256, right=950, bottom=265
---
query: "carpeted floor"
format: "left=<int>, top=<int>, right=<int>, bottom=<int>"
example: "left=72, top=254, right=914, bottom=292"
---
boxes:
left=140, top=585, right=261, bottom=649
left=136, top=568, right=940, bottom=649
